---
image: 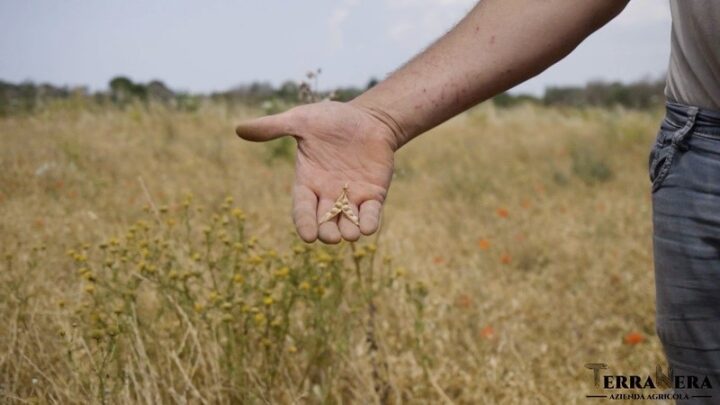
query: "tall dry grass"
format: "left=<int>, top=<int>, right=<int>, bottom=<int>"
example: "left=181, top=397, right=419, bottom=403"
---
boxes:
left=1, top=101, right=668, bottom=404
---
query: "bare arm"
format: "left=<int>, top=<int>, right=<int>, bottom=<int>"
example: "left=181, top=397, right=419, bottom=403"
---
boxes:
left=235, top=0, right=629, bottom=243
left=352, top=0, right=629, bottom=149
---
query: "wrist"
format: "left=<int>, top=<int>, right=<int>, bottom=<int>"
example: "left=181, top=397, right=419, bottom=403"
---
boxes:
left=349, top=97, right=410, bottom=151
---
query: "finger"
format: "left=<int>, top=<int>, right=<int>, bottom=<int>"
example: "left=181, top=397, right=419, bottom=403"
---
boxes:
left=235, top=111, right=295, bottom=142
left=317, top=198, right=342, bottom=244
left=359, top=200, right=383, bottom=235
left=338, top=202, right=361, bottom=242
left=292, top=185, right=318, bottom=243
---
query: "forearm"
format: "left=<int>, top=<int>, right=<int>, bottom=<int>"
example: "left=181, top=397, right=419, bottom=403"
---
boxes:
left=351, top=0, right=628, bottom=149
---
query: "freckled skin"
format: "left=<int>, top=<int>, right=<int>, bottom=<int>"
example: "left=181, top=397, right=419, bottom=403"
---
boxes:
left=236, top=0, right=629, bottom=243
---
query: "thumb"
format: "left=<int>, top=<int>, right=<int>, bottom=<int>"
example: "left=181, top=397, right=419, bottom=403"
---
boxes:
left=235, top=111, right=296, bottom=142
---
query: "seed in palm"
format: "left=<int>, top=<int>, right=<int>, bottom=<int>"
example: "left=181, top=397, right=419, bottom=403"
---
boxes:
left=319, top=183, right=359, bottom=226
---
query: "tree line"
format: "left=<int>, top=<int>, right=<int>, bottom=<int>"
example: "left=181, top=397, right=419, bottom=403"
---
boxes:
left=0, top=75, right=666, bottom=116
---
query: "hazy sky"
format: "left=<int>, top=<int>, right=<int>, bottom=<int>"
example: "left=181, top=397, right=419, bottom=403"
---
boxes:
left=0, top=0, right=672, bottom=95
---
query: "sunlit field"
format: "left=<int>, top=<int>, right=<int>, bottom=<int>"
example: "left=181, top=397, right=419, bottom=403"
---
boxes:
left=1, top=102, right=669, bottom=404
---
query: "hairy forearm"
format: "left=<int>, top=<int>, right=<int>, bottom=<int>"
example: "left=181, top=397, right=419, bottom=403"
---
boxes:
left=351, top=0, right=628, bottom=149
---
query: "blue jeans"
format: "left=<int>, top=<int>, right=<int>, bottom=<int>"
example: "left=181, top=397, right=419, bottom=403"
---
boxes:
left=651, top=101, right=720, bottom=403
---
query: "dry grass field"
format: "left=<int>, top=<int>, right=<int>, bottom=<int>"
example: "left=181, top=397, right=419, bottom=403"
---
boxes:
left=0, top=102, right=671, bottom=404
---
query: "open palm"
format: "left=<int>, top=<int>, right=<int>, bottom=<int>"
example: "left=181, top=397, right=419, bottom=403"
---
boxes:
left=235, top=101, right=396, bottom=243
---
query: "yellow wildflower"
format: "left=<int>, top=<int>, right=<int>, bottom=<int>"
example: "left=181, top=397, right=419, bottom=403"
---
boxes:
left=254, top=313, right=266, bottom=326
left=231, top=208, right=245, bottom=220
left=208, top=291, right=220, bottom=304
left=316, top=251, right=332, bottom=264
left=248, top=255, right=263, bottom=265
left=233, top=274, right=245, bottom=284
left=274, top=267, right=290, bottom=278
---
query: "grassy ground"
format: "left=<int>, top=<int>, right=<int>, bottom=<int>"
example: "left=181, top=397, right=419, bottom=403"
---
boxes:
left=1, top=102, right=670, bottom=404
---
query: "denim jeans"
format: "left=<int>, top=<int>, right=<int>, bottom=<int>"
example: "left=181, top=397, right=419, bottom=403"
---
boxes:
left=651, top=101, right=720, bottom=403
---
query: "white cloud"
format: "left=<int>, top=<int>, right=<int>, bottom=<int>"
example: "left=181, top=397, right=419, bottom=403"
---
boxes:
left=387, top=21, right=414, bottom=42
left=383, top=0, right=671, bottom=45
left=384, top=0, right=473, bottom=45
left=328, top=9, right=350, bottom=49
left=328, top=0, right=360, bottom=50
left=433, top=0, right=476, bottom=6
left=385, top=0, right=474, bottom=8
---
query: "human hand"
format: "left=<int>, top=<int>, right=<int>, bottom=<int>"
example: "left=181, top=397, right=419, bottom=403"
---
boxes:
left=235, top=101, right=397, bottom=244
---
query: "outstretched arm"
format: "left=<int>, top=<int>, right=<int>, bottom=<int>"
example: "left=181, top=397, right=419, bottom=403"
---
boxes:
left=236, top=0, right=629, bottom=244
left=352, top=0, right=629, bottom=148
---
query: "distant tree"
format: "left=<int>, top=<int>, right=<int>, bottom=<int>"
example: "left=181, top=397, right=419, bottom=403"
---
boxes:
left=544, top=86, right=585, bottom=107
left=543, top=78, right=665, bottom=109
left=147, top=80, right=175, bottom=104
left=276, top=81, right=299, bottom=101
left=366, top=77, right=379, bottom=90
left=492, top=92, right=540, bottom=108
left=331, top=87, right=363, bottom=102
left=175, top=93, right=201, bottom=112
left=109, top=76, right=147, bottom=105
left=248, top=82, right=275, bottom=99
left=109, top=76, right=134, bottom=102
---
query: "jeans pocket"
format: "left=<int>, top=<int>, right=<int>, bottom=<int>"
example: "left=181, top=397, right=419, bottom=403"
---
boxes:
left=649, top=105, right=701, bottom=191
left=648, top=140, right=659, bottom=183
left=650, top=145, right=675, bottom=191
left=648, top=128, right=677, bottom=192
